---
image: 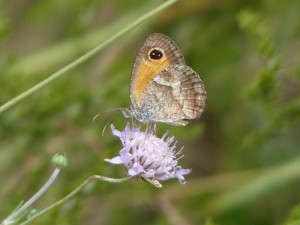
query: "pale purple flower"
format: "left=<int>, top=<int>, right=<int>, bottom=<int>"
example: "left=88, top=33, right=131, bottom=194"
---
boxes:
left=105, top=124, right=191, bottom=186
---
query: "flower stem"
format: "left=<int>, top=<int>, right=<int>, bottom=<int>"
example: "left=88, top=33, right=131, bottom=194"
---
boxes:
left=19, top=175, right=134, bottom=225
left=2, top=168, right=61, bottom=225
left=0, top=0, right=178, bottom=115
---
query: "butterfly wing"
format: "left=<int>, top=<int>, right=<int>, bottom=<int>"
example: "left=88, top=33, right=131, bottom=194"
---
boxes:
left=130, top=33, right=185, bottom=107
left=136, top=65, right=206, bottom=126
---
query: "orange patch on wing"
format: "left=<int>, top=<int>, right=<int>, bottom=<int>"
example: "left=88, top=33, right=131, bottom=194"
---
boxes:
left=132, top=58, right=170, bottom=103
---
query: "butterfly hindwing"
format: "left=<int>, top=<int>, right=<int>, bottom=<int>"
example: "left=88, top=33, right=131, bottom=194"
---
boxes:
left=136, top=65, right=206, bottom=125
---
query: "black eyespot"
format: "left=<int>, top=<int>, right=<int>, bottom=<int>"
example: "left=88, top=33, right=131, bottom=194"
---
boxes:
left=149, top=49, right=163, bottom=60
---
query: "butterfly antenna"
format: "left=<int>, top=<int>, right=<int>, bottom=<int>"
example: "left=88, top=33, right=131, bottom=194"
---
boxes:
left=93, top=113, right=102, bottom=122
left=93, top=107, right=128, bottom=123
left=101, top=115, right=118, bottom=136
left=92, top=107, right=129, bottom=136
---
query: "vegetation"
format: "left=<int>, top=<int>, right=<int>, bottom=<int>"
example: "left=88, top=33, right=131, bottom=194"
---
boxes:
left=1, top=0, right=300, bottom=224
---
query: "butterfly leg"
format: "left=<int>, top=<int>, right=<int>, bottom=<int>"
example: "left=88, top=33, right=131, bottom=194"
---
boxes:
left=146, top=122, right=156, bottom=135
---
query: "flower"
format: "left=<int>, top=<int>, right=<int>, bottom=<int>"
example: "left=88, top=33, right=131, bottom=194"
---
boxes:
left=105, top=124, right=191, bottom=186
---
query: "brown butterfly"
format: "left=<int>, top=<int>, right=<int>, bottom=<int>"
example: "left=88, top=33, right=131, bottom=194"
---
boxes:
left=123, top=33, right=206, bottom=126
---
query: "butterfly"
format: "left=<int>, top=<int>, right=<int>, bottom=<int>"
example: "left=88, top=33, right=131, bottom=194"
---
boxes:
left=123, top=33, right=206, bottom=126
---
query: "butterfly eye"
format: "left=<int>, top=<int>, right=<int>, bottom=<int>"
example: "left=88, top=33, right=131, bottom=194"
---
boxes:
left=149, top=49, right=163, bottom=60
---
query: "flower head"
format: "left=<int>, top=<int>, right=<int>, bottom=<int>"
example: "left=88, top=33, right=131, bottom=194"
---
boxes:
left=105, top=124, right=191, bottom=186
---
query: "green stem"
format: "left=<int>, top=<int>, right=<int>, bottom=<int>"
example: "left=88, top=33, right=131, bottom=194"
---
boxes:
left=20, top=175, right=134, bottom=225
left=2, top=169, right=61, bottom=225
left=0, top=0, right=178, bottom=115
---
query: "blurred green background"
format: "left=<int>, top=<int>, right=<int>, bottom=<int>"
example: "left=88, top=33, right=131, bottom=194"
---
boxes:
left=1, top=0, right=300, bottom=224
